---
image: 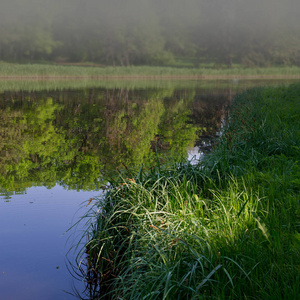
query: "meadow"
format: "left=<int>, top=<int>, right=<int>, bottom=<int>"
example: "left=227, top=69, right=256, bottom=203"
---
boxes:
left=75, top=83, right=300, bottom=299
left=2, top=78, right=299, bottom=93
left=0, top=62, right=300, bottom=79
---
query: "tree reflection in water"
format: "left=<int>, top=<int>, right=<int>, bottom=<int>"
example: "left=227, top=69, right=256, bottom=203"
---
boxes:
left=0, top=87, right=230, bottom=198
left=13, top=86, right=231, bottom=299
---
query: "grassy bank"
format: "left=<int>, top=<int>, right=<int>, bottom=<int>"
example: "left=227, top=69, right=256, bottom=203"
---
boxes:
left=75, top=83, right=300, bottom=299
left=1, top=78, right=299, bottom=93
left=0, top=62, right=300, bottom=79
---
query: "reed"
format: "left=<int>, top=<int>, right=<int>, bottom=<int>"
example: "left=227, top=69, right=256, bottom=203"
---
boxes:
left=1, top=78, right=299, bottom=93
left=1, top=61, right=300, bottom=79
left=2, top=78, right=299, bottom=93
left=73, top=83, right=300, bottom=299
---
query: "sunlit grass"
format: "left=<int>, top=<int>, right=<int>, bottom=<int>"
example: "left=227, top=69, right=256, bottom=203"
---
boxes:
left=75, top=165, right=261, bottom=299
left=73, top=83, right=300, bottom=299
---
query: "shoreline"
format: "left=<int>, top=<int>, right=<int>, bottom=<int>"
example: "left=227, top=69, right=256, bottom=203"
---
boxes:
left=77, top=83, right=300, bottom=299
left=1, top=74, right=300, bottom=80
left=0, top=63, right=299, bottom=80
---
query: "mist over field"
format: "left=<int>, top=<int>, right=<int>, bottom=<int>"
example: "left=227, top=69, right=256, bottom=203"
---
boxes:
left=0, top=0, right=299, bottom=66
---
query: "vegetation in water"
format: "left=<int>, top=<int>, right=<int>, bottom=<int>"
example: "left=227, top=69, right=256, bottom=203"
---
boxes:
left=74, top=83, right=300, bottom=299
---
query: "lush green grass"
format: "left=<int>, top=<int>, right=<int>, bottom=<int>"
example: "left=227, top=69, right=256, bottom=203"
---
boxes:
left=0, top=61, right=300, bottom=79
left=1, top=78, right=299, bottom=93
left=74, top=83, right=300, bottom=299
left=0, top=78, right=200, bottom=92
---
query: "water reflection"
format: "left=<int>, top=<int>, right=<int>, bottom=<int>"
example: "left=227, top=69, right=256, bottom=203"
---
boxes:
left=0, top=87, right=230, bottom=197
left=1, top=85, right=232, bottom=299
left=4, top=81, right=299, bottom=299
left=0, top=185, right=96, bottom=300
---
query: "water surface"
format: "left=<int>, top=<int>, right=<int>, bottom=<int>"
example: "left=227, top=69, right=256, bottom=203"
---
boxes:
left=0, top=79, right=298, bottom=299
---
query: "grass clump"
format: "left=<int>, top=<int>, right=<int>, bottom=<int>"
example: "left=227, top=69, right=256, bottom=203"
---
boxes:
left=75, top=83, right=300, bottom=299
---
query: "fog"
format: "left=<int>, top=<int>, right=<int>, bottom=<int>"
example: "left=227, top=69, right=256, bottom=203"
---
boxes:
left=0, top=0, right=299, bottom=66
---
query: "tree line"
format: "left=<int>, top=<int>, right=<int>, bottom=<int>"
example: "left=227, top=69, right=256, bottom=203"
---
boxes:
left=0, top=0, right=299, bottom=67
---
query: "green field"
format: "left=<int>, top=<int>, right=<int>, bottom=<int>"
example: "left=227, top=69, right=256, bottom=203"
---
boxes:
left=0, top=62, right=300, bottom=79
left=75, top=83, right=300, bottom=299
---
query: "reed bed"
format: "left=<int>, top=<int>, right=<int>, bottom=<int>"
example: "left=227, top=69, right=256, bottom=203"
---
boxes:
left=73, top=83, right=300, bottom=299
left=1, top=78, right=299, bottom=93
left=1, top=61, right=300, bottom=79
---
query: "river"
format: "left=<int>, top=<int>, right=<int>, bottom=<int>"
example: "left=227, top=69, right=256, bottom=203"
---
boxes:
left=0, top=79, right=298, bottom=299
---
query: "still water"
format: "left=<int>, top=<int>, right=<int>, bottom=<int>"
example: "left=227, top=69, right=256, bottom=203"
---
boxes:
left=0, top=80, right=297, bottom=299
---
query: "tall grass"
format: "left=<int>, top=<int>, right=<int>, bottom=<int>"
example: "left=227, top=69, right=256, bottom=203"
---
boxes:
left=1, top=61, right=300, bottom=79
left=1, top=78, right=299, bottom=93
left=73, top=83, right=300, bottom=299
left=203, top=84, right=300, bottom=299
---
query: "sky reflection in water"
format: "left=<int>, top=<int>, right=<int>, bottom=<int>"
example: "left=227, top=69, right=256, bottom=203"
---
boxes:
left=0, top=185, right=97, bottom=300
